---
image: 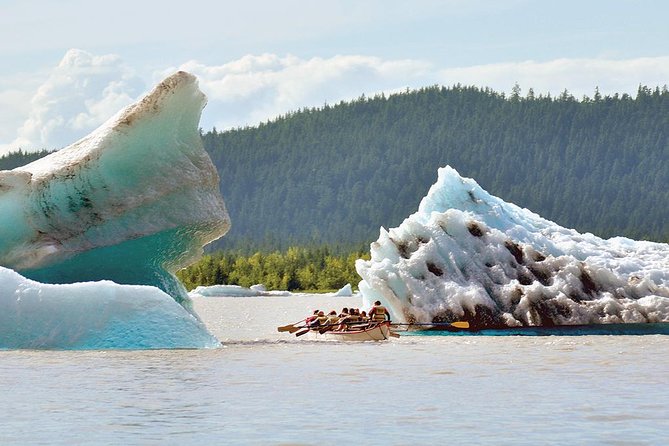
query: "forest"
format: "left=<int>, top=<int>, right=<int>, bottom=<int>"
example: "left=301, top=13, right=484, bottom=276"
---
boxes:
left=204, top=83, right=669, bottom=250
left=0, top=149, right=52, bottom=170
left=176, top=246, right=368, bottom=291
left=2, top=83, right=668, bottom=289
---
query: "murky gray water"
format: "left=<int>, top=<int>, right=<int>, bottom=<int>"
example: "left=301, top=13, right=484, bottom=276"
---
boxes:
left=1, top=295, right=667, bottom=445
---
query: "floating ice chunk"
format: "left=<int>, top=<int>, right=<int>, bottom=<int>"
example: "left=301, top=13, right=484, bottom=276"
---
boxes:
left=190, top=284, right=292, bottom=297
left=335, top=283, right=354, bottom=296
left=191, top=284, right=261, bottom=297
left=0, top=71, right=230, bottom=303
left=357, top=166, right=669, bottom=328
left=0, top=266, right=218, bottom=349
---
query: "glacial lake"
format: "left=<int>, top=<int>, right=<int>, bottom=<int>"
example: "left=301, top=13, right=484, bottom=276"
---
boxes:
left=1, top=294, right=667, bottom=445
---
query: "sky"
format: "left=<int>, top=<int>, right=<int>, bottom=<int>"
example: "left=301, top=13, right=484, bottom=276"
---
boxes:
left=1, top=0, right=669, bottom=155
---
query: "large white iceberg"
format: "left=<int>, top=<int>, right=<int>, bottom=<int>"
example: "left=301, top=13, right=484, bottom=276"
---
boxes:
left=0, top=71, right=229, bottom=303
left=0, top=266, right=218, bottom=349
left=356, top=166, right=669, bottom=328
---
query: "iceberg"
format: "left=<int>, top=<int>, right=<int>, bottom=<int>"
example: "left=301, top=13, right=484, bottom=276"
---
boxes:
left=356, top=166, right=669, bottom=328
left=192, top=284, right=263, bottom=297
left=335, top=283, right=354, bottom=296
left=0, top=71, right=230, bottom=303
left=190, top=284, right=292, bottom=297
left=0, top=266, right=218, bottom=349
left=0, top=71, right=229, bottom=348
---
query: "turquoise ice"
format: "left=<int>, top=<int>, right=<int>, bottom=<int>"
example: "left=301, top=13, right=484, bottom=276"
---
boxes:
left=0, top=71, right=229, bottom=304
left=0, top=72, right=229, bottom=349
left=0, top=266, right=219, bottom=349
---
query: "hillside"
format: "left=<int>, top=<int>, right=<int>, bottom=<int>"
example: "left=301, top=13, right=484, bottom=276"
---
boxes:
left=204, top=84, right=669, bottom=249
left=3, top=84, right=668, bottom=251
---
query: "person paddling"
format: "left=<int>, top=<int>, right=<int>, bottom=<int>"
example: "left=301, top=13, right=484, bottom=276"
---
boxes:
left=369, top=301, right=390, bottom=323
left=309, top=311, right=328, bottom=328
left=320, top=311, right=339, bottom=333
left=305, top=310, right=320, bottom=326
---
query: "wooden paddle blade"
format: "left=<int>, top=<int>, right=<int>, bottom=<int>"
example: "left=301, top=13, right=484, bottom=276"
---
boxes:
left=278, top=319, right=306, bottom=332
left=451, top=321, right=470, bottom=329
left=295, top=328, right=311, bottom=337
left=388, top=331, right=401, bottom=338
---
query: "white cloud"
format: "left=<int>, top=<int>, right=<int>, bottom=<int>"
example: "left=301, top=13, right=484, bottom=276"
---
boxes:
left=0, top=89, right=33, bottom=143
left=438, top=57, right=669, bottom=98
left=170, top=54, right=669, bottom=132
left=3, top=50, right=669, bottom=156
left=170, top=54, right=434, bottom=131
left=0, top=49, right=143, bottom=155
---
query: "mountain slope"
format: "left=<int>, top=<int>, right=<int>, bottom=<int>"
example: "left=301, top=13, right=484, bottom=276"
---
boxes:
left=204, top=85, right=669, bottom=249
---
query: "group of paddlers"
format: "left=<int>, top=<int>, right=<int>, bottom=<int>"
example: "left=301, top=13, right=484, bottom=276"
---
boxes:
left=304, top=301, right=390, bottom=332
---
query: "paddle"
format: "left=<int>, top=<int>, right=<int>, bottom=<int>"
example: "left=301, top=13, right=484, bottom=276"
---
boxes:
left=448, top=321, right=470, bottom=329
left=277, top=319, right=306, bottom=333
left=391, top=321, right=470, bottom=329
left=294, top=320, right=330, bottom=336
left=295, top=327, right=314, bottom=337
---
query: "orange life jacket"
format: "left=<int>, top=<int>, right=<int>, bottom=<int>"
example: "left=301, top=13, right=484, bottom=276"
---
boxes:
left=371, top=305, right=388, bottom=322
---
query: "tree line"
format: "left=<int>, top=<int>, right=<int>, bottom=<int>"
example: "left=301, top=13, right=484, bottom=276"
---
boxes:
left=0, top=149, right=51, bottom=170
left=203, top=83, right=669, bottom=250
left=176, top=246, right=369, bottom=291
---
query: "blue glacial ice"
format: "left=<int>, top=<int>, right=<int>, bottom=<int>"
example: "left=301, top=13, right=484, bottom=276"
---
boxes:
left=356, top=166, right=669, bottom=328
left=0, top=266, right=219, bottom=349
left=0, top=71, right=229, bottom=302
left=0, top=71, right=229, bottom=348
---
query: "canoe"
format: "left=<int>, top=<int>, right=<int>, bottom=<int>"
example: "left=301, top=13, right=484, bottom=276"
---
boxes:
left=318, top=321, right=394, bottom=341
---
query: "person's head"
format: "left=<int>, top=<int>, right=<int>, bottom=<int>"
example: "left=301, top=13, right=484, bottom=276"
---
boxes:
left=361, top=311, right=367, bottom=317
left=374, top=301, right=381, bottom=306
left=329, top=310, right=337, bottom=315
left=342, top=308, right=349, bottom=314
left=318, top=311, right=325, bottom=316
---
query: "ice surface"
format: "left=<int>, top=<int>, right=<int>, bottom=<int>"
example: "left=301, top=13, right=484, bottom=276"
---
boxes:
left=190, top=284, right=292, bottom=297
left=356, top=166, right=669, bottom=328
left=335, top=283, right=354, bottom=296
left=0, top=266, right=218, bottom=349
left=192, top=284, right=262, bottom=297
left=0, top=71, right=230, bottom=303
left=0, top=72, right=229, bottom=348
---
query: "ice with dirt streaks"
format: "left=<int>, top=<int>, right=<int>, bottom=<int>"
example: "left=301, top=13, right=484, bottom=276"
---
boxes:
left=0, top=72, right=228, bottom=349
left=0, top=71, right=230, bottom=303
left=356, top=166, right=669, bottom=328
